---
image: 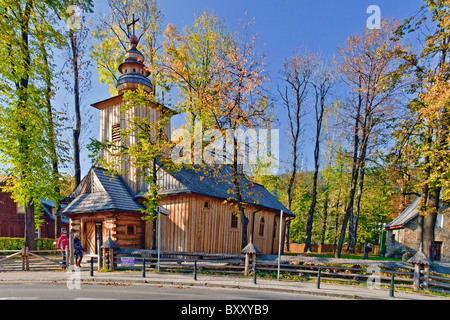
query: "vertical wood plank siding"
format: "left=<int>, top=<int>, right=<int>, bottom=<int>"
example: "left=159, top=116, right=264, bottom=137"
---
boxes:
left=99, top=100, right=166, bottom=196
left=144, top=194, right=286, bottom=254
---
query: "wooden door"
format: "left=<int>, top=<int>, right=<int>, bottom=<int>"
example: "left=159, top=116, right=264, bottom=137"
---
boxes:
left=433, top=242, right=442, bottom=261
left=85, top=222, right=96, bottom=254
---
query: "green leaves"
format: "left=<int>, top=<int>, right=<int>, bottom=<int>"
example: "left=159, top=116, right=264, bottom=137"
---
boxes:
left=0, top=0, right=77, bottom=241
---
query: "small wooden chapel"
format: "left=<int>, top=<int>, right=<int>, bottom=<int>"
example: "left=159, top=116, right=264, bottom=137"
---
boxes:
left=59, top=33, right=293, bottom=255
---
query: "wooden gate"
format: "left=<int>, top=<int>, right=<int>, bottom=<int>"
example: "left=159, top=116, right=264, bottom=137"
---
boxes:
left=0, top=247, right=63, bottom=270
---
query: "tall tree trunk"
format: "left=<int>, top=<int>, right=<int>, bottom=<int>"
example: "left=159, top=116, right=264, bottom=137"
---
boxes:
left=417, top=133, right=432, bottom=252
left=304, top=159, right=319, bottom=252
left=335, top=92, right=362, bottom=258
left=320, top=189, right=329, bottom=245
left=231, top=137, right=249, bottom=249
left=333, top=187, right=342, bottom=247
left=423, top=187, right=440, bottom=259
left=70, top=29, right=82, bottom=187
left=304, top=87, right=326, bottom=252
left=19, top=0, right=35, bottom=250
left=40, top=41, right=61, bottom=238
left=348, top=162, right=366, bottom=253
left=348, top=129, right=368, bottom=253
left=24, top=202, right=35, bottom=250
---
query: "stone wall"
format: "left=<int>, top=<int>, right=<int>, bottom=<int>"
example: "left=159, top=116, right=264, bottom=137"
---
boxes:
left=386, top=209, right=449, bottom=262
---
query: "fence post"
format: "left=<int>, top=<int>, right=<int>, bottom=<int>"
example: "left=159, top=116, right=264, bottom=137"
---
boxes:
left=69, top=230, right=74, bottom=269
left=317, top=267, right=322, bottom=289
left=25, top=247, right=29, bottom=271
left=194, top=260, right=197, bottom=281
left=253, top=258, right=257, bottom=285
left=22, top=246, right=26, bottom=271
left=65, top=246, right=69, bottom=270
left=142, top=258, right=146, bottom=278
left=413, top=263, right=421, bottom=291
left=389, top=273, right=395, bottom=297
left=21, top=246, right=30, bottom=271
left=422, top=265, right=430, bottom=289
left=244, top=253, right=250, bottom=276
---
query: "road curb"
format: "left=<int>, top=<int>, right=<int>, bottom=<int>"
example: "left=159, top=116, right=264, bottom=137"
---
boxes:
left=0, top=276, right=405, bottom=300
left=0, top=272, right=446, bottom=300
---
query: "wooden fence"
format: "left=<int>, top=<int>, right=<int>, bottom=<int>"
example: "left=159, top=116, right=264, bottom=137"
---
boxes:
left=108, top=251, right=450, bottom=294
left=0, top=246, right=64, bottom=271
left=288, top=243, right=381, bottom=255
left=2, top=247, right=449, bottom=295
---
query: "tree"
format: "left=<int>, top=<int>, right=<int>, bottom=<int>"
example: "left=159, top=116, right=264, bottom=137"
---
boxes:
left=160, top=11, right=233, bottom=131
left=304, top=57, right=335, bottom=252
left=319, top=99, right=345, bottom=245
left=201, top=21, right=270, bottom=249
left=335, top=20, right=406, bottom=257
left=162, top=13, right=270, bottom=249
left=0, top=0, right=92, bottom=248
left=278, top=49, right=316, bottom=211
left=62, top=1, right=93, bottom=189
left=392, top=0, right=450, bottom=258
left=278, top=50, right=316, bottom=250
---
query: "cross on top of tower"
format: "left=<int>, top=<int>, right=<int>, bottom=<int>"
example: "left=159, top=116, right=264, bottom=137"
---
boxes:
left=127, top=14, right=140, bottom=37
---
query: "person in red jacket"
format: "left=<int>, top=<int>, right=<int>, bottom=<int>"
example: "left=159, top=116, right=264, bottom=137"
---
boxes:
left=57, top=229, right=70, bottom=266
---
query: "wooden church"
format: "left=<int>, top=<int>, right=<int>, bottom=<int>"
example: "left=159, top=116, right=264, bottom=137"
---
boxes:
left=60, top=34, right=293, bottom=255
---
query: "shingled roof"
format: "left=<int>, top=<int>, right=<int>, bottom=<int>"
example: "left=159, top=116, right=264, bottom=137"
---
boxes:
left=138, top=164, right=294, bottom=217
left=61, top=164, right=293, bottom=217
left=59, top=167, right=144, bottom=215
left=385, top=197, right=449, bottom=230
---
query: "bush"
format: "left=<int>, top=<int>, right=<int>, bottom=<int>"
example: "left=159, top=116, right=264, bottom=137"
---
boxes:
left=0, top=237, right=57, bottom=251
left=0, top=237, right=24, bottom=251
left=35, top=238, right=57, bottom=250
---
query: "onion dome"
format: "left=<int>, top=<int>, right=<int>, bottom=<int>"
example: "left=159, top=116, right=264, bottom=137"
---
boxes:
left=116, top=35, right=153, bottom=94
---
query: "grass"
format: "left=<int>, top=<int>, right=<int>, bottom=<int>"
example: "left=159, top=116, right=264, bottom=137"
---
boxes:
left=295, top=252, right=402, bottom=261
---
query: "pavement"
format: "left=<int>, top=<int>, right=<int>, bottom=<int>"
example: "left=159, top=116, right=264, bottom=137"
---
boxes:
left=0, top=267, right=448, bottom=300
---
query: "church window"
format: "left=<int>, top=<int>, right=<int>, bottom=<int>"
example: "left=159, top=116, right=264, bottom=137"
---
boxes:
left=111, top=123, right=121, bottom=142
left=231, top=213, right=238, bottom=229
left=204, top=201, right=209, bottom=208
left=259, top=217, right=265, bottom=236
left=127, top=225, right=136, bottom=235
left=273, top=220, right=277, bottom=239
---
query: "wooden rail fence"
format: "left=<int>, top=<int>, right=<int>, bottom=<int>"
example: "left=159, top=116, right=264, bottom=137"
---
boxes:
left=106, top=251, right=450, bottom=294
left=0, top=246, right=64, bottom=270
left=2, top=247, right=449, bottom=295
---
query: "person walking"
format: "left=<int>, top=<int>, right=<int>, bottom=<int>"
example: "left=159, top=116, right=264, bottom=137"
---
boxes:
left=73, top=234, right=84, bottom=267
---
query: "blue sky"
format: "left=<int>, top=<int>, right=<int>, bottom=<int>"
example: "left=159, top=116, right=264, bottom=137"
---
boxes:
left=79, top=0, right=424, bottom=177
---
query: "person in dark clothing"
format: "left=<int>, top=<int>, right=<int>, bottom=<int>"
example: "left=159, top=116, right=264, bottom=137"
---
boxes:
left=73, top=234, right=84, bottom=267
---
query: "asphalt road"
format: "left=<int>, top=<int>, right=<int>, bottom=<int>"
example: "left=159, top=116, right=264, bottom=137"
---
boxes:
left=0, top=282, right=336, bottom=300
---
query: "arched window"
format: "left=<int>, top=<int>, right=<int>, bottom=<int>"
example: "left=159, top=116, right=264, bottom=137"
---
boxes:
left=273, top=220, right=277, bottom=239
left=230, top=213, right=238, bottom=229
left=259, top=217, right=265, bottom=236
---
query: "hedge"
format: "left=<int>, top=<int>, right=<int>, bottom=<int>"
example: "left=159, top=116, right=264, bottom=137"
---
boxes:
left=0, top=237, right=57, bottom=251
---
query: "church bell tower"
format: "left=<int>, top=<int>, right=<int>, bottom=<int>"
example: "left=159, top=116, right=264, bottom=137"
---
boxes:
left=91, top=32, right=171, bottom=196
left=116, top=34, right=153, bottom=94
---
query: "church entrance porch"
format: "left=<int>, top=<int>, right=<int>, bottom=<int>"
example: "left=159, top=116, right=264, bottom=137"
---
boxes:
left=84, top=221, right=104, bottom=255
left=68, top=212, right=145, bottom=254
